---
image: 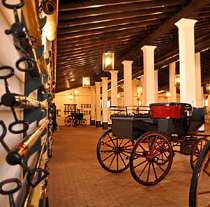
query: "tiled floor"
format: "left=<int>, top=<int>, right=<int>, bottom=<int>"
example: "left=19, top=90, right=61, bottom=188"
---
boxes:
left=47, top=124, right=210, bottom=207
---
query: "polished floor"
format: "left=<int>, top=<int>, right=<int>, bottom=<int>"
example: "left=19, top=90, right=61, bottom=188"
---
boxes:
left=47, top=124, right=210, bottom=207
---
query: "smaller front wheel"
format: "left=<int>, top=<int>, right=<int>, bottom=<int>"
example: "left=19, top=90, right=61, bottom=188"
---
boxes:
left=130, top=131, right=173, bottom=185
left=190, top=137, right=208, bottom=170
left=97, top=129, right=134, bottom=173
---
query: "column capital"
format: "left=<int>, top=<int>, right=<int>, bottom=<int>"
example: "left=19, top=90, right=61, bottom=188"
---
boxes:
left=95, top=82, right=101, bottom=87
left=175, top=18, right=197, bottom=30
left=122, top=60, right=133, bottom=66
left=110, top=70, right=118, bottom=75
left=141, top=45, right=156, bottom=52
left=101, top=77, right=108, bottom=81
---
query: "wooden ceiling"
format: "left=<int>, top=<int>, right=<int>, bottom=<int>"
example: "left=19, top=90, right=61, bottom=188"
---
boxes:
left=56, top=0, right=210, bottom=93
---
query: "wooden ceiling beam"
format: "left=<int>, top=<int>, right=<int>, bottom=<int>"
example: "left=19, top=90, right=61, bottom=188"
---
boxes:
left=57, top=26, right=157, bottom=44
left=58, top=19, right=164, bottom=41
left=116, top=0, right=210, bottom=65
left=57, top=37, right=139, bottom=54
left=58, top=36, right=136, bottom=51
left=58, top=13, right=174, bottom=35
left=58, top=6, right=181, bottom=26
left=59, top=0, right=154, bottom=11
left=58, top=0, right=190, bottom=19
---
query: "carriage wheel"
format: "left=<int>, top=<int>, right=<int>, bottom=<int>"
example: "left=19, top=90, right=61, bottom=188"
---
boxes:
left=189, top=140, right=210, bottom=207
left=64, top=117, right=71, bottom=127
left=82, top=119, right=87, bottom=126
left=72, top=119, right=78, bottom=127
left=130, top=131, right=173, bottom=185
left=97, top=129, right=134, bottom=173
left=190, top=137, right=208, bottom=170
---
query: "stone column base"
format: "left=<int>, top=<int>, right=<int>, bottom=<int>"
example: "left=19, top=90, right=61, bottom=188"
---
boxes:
left=90, top=120, right=95, bottom=126
left=96, top=121, right=101, bottom=127
left=102, top=122, right=108, bottom=129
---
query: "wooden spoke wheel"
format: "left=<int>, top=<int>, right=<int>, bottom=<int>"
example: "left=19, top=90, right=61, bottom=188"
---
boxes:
left=82, top=119, right=87, bottom=126
left=72, top=119, right=78, bottom=127
left=130, top=131, right=173, bottom=185
left=97, top=129, right=134, bottom=173
left=190, top=137, right=208, bottom=170
left=64, top=117, right=71, bottom=127
left=189, top=140, right=210, bottom=207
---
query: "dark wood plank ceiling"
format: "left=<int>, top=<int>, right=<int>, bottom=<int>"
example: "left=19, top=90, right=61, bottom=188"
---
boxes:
left=56, top=0, right=210, bottom=93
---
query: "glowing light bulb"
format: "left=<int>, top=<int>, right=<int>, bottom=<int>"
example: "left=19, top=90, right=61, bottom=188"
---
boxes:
left=166, top=92, right=171, bottom=97
left=105, top=57, right=111, bottom=67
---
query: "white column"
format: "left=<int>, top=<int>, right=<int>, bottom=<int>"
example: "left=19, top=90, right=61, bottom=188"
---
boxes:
left=110, top=70, right=118, bottom=107
left=140, top=75, right=145, bottom=105
left=195, top=53, right=202, bottom=107
left=175, top=18, right=197, bottom=106
left=90, top=86, right=96, bottom=125
left=122, top=60, right=133, bottom=106
left=133, top=79, right=138, bottom=106
left=154, top=70, right=158, bottom=103
left=101, top=77, right=108, bottom=129
left=141, top=45, right=156, bottom=105
left=95, top=82, right=101, bottom=127
left=169, top=62, right=176, bottom=102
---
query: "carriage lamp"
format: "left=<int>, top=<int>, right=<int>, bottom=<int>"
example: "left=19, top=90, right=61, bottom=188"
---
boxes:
left=206, top=84, right=210, bottom=93
left=82, top=77, right=90, bottom=88
left=174, top=74, right=180, bottom=87
left=102, top=51, right=114, bottom=71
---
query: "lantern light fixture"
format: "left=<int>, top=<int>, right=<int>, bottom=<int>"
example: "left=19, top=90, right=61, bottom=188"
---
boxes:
left=166, top=91, right=171, bottom=97
left=174, top=74, right=180, bottom=87
left=137, top=80, right=143, bottom=95
left=206, top=83, right=210, bottom=93
left=82, top=77, right=90, bottom=88
left=69, top=94, right=73, bottom=100
left=102, top=51, right=114, bottom=71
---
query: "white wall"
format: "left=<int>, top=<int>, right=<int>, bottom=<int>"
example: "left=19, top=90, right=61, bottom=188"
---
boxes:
left=0, top=5, right=50, bottom=206
left=54, top=87, right=92, bottom=125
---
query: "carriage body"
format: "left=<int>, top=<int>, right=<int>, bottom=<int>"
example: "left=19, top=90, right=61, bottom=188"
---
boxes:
left=111, top=103, right=204, bottom=140
left=97, top=102, right=208, bottom=186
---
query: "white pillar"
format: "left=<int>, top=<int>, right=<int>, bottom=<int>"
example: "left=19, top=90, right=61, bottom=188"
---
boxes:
left=90, top=86, right=96, bottom=126
left=101, top=77, right=108, bottom=129
left=175, top=18, right=197, bottom=106
left=110, top=70, right=118, bottom=107
left=169, top=62, right=176, bottom=102
left=140, top=75, right=145, bottom=105
left=154, top=70, right=158, bottom=103
left=141, top=45, right=156, bottom=105
left=122, top=60, right=133, bottom=107
left=133, top=79, right=138, bottom=106
left=95, top=82, right=101, bottom=127
left=195, top=53, right=202, bottom=107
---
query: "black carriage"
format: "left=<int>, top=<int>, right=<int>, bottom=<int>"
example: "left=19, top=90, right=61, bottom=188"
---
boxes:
left=64, top=109, right=87, bottom=127
left=97, top=103, right=208, bottom=185
left=72, top=112, right=87, bottom=127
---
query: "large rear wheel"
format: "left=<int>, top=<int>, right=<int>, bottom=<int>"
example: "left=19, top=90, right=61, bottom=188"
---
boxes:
left=97, top=129, right=134, bottom=173
left=189, top=140, right=210, bottom=207
left=130, top=131, right=173, bottom=185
